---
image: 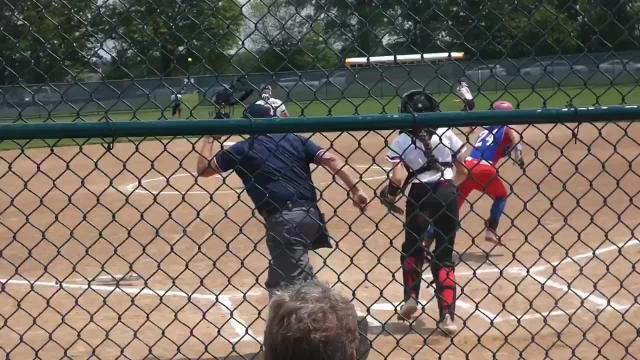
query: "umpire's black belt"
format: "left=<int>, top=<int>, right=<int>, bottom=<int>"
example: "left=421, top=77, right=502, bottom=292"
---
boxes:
left=260, top=200, right=317, bottom=219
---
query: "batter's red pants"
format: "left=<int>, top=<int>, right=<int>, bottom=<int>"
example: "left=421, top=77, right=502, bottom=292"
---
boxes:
left=458, top=159, right=508, bottom=208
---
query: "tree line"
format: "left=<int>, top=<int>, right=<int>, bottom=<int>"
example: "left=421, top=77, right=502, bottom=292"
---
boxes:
left=1, top=0, right=638, bottom=85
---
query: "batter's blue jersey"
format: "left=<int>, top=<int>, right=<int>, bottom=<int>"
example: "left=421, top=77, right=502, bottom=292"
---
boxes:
left=469, top=126, right=512, bottom=163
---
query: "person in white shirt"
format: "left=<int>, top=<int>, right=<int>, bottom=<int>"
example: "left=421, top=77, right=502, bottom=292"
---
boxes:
left=170, top=92, right=183, bottom=118
left=378, top=90, right=466, bottom=336
left=256, top=85, right=289, bottom=117
left=455, top=80, right=475, bottom=112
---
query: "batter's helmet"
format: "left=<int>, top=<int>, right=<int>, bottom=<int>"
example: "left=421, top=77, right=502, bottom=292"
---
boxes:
left=400, top=90, right=439, bottom=114
left=493, top=100, right=514, bottom=111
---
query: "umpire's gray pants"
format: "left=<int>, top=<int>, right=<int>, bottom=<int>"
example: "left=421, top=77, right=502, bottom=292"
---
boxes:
left=264, top=206, right=324, bottom=293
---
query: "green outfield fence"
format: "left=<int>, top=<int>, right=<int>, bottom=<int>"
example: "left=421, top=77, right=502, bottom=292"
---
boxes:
left=3, top=50, right=640, bottom=121
left=2, top=0, right=640, bottom=359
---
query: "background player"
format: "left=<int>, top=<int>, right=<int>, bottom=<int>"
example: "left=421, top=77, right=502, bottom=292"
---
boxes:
left=170, top=91, right=183, bottom=118
left=458, top=100, right=525, bottom=243
left=455, top=80, right=475, bottom=112
left=256, top=85, right=289, bottom=117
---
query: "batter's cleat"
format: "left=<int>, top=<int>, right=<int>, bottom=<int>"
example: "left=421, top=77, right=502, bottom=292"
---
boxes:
left=397, top=298, right=418, bottom=321
left=484, top=228, right=499, bottom=243
left=438, top=315, right=458, bottom=336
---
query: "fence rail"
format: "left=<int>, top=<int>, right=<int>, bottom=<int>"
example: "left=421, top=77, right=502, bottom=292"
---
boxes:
left=0, top=107, right=640, bottom=140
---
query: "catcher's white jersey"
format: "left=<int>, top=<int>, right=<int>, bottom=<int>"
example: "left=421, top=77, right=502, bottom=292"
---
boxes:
left=387, top=128, right=466, bottom=184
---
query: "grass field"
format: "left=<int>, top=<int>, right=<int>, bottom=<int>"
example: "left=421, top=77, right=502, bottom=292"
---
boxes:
left=1, top=84, right=639, bottom=151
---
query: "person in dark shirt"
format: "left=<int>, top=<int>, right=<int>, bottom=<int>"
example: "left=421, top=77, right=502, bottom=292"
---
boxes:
left=196, top=103, right=368, bottom=294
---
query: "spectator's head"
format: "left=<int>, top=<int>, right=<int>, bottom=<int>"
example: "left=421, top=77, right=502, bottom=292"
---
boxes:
left=264, top=282, right=359, bottom=360
left=243, top=102, right=276, bottom=119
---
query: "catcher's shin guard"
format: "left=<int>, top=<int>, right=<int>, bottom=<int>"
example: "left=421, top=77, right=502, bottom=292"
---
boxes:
left=401, top=255, right=424, bottom=301
left=434, top=266, right=457, bottom=321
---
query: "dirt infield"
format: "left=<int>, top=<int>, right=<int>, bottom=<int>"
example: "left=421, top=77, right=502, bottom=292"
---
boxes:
left=0, top=122, right=639, bottom=359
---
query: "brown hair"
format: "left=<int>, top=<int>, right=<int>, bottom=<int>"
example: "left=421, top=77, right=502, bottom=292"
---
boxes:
left=264, top=281, right=359, bottom=360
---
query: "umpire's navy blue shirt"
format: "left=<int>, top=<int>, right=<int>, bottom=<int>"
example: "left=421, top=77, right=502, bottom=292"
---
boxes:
left=214, top=134, right=323, bottom=215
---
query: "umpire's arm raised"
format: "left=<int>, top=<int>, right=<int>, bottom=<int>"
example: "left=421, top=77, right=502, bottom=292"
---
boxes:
left=195, top=135, right=368, bottom=211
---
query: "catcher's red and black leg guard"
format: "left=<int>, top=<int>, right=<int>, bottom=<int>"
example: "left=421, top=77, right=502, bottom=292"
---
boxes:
left=425, top=182, right=459, bottom=321
left=401, top=253, right=424, bottom=301
left=402, top=186, right=429, bottom=301
left=433, top=266, right=456, bottom=321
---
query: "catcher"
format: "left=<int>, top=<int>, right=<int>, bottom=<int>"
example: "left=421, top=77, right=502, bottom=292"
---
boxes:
left=379, top=89, right=466, bottom=335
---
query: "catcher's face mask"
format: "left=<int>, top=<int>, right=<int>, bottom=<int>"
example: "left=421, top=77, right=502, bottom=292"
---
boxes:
left=400, top=89, right=439, bottom=114
left=400, top=89, right=439, bottom=135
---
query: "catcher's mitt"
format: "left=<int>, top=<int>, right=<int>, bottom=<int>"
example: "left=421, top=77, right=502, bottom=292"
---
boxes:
left=379, top=185, right=404, bottom=215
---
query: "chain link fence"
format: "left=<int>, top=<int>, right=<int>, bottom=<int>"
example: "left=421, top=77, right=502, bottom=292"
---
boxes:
left=1, top=0, right=640, bottom=359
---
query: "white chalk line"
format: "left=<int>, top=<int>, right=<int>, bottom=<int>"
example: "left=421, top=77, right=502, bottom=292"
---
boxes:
left=14, top=155, right=639, bottom=337
left=494, top=309, right=571, bottom=323
left=457, top=299, right=499, bottom=321
left=358, top=312, right=384, bottom=330
left=219, top=296, right=259, bottom=342
left=523, top=239, right=638, bottom=311
left=0, top=276, right=267, bottom=343
left=420, top=264, right=521, bottom=281
left=0, top=277, right=263, bottom=302
left=2, top=239, right=636, bottom=342
left=528, top=272, right=628, bottom=312
left=420, top=239, right=639, bottom=281
left=369, top=288, right=631, bottom=326
left=371, top=299, right=498, bottom=320
left=372, top=239, right=637, bottom=326
left=65, top=273, right=130, bottom=283
left=121, top=164, right=391, bottom=196
left=528, top=238, right=640, bottom=273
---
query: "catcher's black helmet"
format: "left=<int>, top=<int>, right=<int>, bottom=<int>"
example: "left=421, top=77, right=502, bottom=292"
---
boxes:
left=400, top=89, right=439, bottom=113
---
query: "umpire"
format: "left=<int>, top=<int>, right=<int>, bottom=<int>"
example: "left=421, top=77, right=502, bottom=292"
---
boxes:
left=196, top=102, right=368, bottom=295
left=379, top=90, right=466, bottom=335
